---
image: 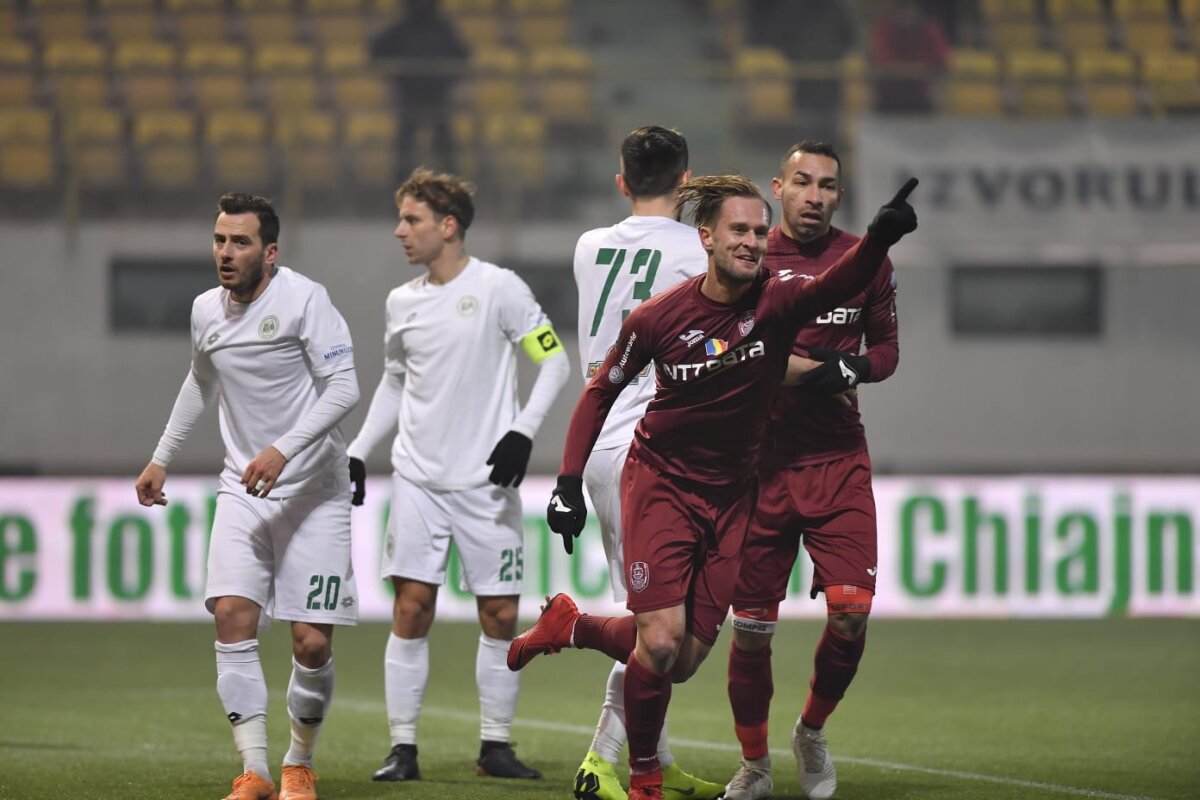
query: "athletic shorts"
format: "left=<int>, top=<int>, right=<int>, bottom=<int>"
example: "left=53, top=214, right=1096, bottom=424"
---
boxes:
left=383, top=475, right=524, bottom=597
left=206, top=484, right=358, bottom=626
left=621, top=454, right=756, bottom=646
left=733, top=449, right=877, bottom=606
left=584, top=443, right=631, bottom=603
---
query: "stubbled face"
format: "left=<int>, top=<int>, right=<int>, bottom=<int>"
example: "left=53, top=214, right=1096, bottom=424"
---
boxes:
left=394, top=195, right=452, bottom=266
left=773, top=152, right=842, bottom=243
left=701, top=196, right=770, bottom=285
left=213, top=212, right=276, bottom=301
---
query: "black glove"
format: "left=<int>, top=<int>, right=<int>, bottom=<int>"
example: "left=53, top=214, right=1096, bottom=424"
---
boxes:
left=867, top=176, right=919, bottom=247
left=486, top=431, right=533, bottom=487
left=800, top=347, right=871, bottom=394
left=547, top=475, right=586, bottom=554
left=348, top=457, right=366, bottom=506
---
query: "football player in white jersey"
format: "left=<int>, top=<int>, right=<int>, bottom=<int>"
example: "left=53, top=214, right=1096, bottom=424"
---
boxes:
left=135, top=193, right=361, bottom=800
left=347, top=168, right=570, bottom=782
left=569, top=126, right=725, bottom=800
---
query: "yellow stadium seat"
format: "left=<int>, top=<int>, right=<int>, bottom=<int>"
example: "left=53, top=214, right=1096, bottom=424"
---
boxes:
left=330, top=75, right=390, bottom=109
left=0, top=108, right=54, bottom=143
left=75, top=144, right=127, bottom=188
left=472, top=45, right=522, bottom=75
left=182, top=42, right=246, bottom=73
left=174, top=11, right=227, bottom=41
left=0, top=39, right=34, bottom=71
left=1045, top=0, right=1104, bottom=19
left=322, top=42, right=368, bottom=74
left=945, top=80, right=1006, bottom=116
left=263, top=76, right=320, bottom=109
left=0, top=74, right=36, bottom=106
left=455, top=16, right=505, bottom=49
left=1075, top=48, right=1138, bottom=116
left=164, top=0, right=223, bottom=10
left=344, top=109, right=396, bottom=146
left=1008, top=50, right=1071, bottom=117
left=734, top=47, right=791, bottom=79
left=348, top=147, right=394, bottom=187
left=253, top=43, right=317, bottom=74
left=1122, top=20, right=1177, bottom=53
left=1112, top=0, right=1171, bottom=20
left=140, top=144, right=199, bottom=188
left=981, top=0, right=1036, bottom=20
left=1075, top=50, right=1136, bottom=80
left=310, top=14, right=368, bottom=44
left=1014, top=83, right=1072, bottom=116
left=37, top=10, right=91, bottom=40
left=282, top=144, right=342, bottom=188
left=510, top=0, right=566, bottom=13
left=950, top=48, right=1001, bottom=79
left=1141, top=52, right=1200, bottom=114
left=98, top=0, right=158, bottom=9
left=1080, top=82, right=1139, bottom=116
left=122, top=74, right=183, bottom=109
left=514, top=15, right=570, bottom=48
left=132, top=108, right=195, bottom=145
left=105, top=10, right=159, bottom=41
left=235, top=0, right=295, bottom=11
left=734, top=48, right=793, bottom=122
left=204, top=109, right=268, bottom=146
left=63, top=106, right=124, bottom=144
left=193, top=75, right=252, bottom=110
left=443, top=0, right=499, bottom=14
left=1, top=143, right=55, bottom=187
left=43, top=40, right=109, bottom=73
left=1182, top=0, right=1200, bottom=20
left=472, top=76, right=522, bottom=113
left=991, top=21, right=1043, bottom=49
left=112, top=41, right=177, bottom=72
left=1008, top=49, right=1070, bottom=81
left=536, top=77, right=590, bottom=119
left=274, top=109, right=337, bottom=147
left=51, top=75, right=110, bottom=108
left=0, top=9, right=17, bottom=39
left=307, top=0, right=364, bottom=12
left=242, top=12, right=299, bottom=42
left=1058, top=19, right=1111, bottom=51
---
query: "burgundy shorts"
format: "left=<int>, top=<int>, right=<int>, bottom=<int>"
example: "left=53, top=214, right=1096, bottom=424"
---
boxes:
left=733, top=449, right=877, bottom=607
left=621, top=454, right=757, bottom=646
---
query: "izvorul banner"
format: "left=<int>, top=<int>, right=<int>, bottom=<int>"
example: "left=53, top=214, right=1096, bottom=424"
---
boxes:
left=0, top=476, right=1195, bottom=620
left=854, top=117, right=1200, bottom=263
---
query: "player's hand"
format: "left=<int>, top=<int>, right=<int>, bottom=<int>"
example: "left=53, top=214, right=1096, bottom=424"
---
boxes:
left=867, top=177, right=919, bottom=247
left=135, top=461, right=168, bottom=507
left=242, top=446, right=287, bottom=499
left=348, top=456, right=366, bottom=506
left=547, top=475, right=586, bottom=554
left=487, top=431, right=533, bottom=487
left=799, top=347, right=871, bottom=394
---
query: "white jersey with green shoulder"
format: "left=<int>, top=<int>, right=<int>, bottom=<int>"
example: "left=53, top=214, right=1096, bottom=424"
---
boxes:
left=383, top=257, right=562, bottom=490
left=573, top=215, right=707, bottom=451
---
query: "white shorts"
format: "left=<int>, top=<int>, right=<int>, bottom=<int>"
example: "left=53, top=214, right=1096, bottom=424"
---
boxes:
left=206, top=485, right=358, bottom=626
left=383, top=475, right=524, bottom=596
left=584, top=443, right=629, bottom=603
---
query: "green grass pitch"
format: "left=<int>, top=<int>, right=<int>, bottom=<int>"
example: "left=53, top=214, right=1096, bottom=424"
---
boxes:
left=1, top=618, right=1197, bottom=799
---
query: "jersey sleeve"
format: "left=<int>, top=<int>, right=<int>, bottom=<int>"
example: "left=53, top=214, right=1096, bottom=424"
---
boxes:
left=382, top=291, right=408, bottom=377
left=300, top=284, right=356, bottom=377
left=496, top=269, right=565, bottom=364
left=559, top=306, right=654, bottom=476
left=778, top=234, right=889, bottom=324
left=861, top=257, right=899, bottom=383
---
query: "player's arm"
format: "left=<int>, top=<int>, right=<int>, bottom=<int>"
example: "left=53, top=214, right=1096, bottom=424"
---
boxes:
left=857, top=258, right=899, bottom=383
left=346, top=301, right=408, bottom=505
left=549, top=310, right=651, bottom=553
left=136, top=346, right=217, bottom=507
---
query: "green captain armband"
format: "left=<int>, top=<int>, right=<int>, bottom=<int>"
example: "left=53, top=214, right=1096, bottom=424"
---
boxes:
left=520, top=323, right=565, bottom=364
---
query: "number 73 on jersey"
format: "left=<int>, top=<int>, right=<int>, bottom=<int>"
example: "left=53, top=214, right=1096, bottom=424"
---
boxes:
left=589, top=248, right=662, bottom=336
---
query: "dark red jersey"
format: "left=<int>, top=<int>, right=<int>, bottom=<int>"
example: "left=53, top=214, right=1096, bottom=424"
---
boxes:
left=560, top=235, right=890, bottom=488
left=761, top=226, right=899, bottom=469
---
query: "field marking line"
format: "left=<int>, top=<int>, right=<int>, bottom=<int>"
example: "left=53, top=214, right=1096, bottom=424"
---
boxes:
left=338, top=699, right=1162, bottom=800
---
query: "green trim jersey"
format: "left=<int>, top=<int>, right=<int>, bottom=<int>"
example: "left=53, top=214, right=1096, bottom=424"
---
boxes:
left=382, top=257, right=553, bottom=489
left=573, top=215, right=707, bottom=452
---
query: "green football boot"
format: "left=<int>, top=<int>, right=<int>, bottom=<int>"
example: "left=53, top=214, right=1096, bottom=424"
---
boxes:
left=662, top=761, right=726, bottom=800
left=573, top=751, right=627, bottom=800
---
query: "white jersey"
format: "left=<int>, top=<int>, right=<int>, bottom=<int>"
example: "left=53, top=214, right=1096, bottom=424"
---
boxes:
left=190, top=266, right=355, bottom=497
left=573, top=215, right=707, bottom=451
left=383, top=257, right=552, bottom=490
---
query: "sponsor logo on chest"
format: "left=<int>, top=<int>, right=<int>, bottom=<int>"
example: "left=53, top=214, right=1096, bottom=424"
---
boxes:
left=658, top=338, right=766, bottom=382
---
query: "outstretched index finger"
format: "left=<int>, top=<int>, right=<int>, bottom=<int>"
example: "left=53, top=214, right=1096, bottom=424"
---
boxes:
left=886, top=177, right=919, bottom=208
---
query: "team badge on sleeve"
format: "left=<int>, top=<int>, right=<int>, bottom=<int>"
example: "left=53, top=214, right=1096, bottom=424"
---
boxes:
left=629, top=561, right=649, bottom=592
left=520, top=323, right=565, bottom=363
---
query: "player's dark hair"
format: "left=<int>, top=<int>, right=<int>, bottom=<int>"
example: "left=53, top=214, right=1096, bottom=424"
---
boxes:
left=676, top=175, right=771, bottom=230
left=620, top=125, right=689, bottom=199
left=780, top=140, right=842, bottom=178
left=395, top=167, right=476, bottom=239
left=217, top=192, right=280, bottom=245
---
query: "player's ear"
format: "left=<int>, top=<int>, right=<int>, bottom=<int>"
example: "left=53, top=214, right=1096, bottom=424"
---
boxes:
left=615, top=173, right=630, bottom=198
left=263, top=241, right=279, bottom=267
left=698, top=224, right=715, bottom=253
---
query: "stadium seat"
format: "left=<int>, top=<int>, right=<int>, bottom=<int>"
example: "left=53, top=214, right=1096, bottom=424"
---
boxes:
left=1007, top=50, right=1072, bottom=117
left=43, top=40, right=109, bottom=73
left=164, top=0, right=223, bottom=10
left=1075, top=51, right=1139, bottom=116
left=990, top=21, right=1043, bottom=50
left=344, top=109, right=396, bottom=146
left=510, top=0, right=567, bottom=13
left=1141, top=52, right=1200, bottom=115
left=132, top=108, right=196, bottom=146
left=1045, top=0, right=1105, bottom=20
left=62, top=106, right=127, bottom=188
left=0, top=108, right=54, bottom=144
left=182, top=42, right=246, bottom=73
left=329, top=75, right=390, bottom=109
left=322, top=42, right=369, bottom=74
left=981, top=0, right=1037, bottom=21
left=104, top=10, right=159, bottom=41
left=311, top=15, right=369, bottom=45
left=734, top=47, right=794, bottom=122
left=1111, top=0, right=1171, bottom=21
left=98, top=0, right=158, bottom=9
left=306, top=0, right=365, bottom=12
left=262, top=76, right=321, bottom=110
left=0, top=8, right=17, bottom=39
left=274, top=109, right=337, bottom=148
left=243, top=12, right=300, bottom=42
left=64, top=105, right=124, bottom=146
left=75, top=143, right=127, bottom=188
left=470, top=46, right=523, bottom=114
left=37, top=9, right=91, bottom=40
left=1058, top=19, right=1111, bottom=52
left=1122, top=20, right=1177, bottom=53
left=946, top=49, right=1005, bottom=116
left=481, top=111, right=546, bottom=184
left=235, top=0, right=295, bottom=11
left=0, top=39, right=34, bottom=72
left=50, top=75, right=110, bottom=108
left=173, top=11, right=227, bottom=41
left=204, top=108, right=268, bottom=146
left=283, top=144, right=342, bottom=189
left=0, top=74, right=36, bottom=107
left=455, top=16, right=505, bottom=49
left=192, top=75, right=252, bottom=110
left=443, top=0, right=500, bottom=14
left=514, top=15, right=570, bottom=49
left=0, top=142, right=56, bottom=187
left=252, top=43, right=317, bottom=74
left=140, top=144, right=199, bottom=188
left=529, top=46, right=592, bottom=120
left=122, top=75, right=183, bottom=109
left=112, top=41, right=177, bottom=72
left=950, top=48, right=1001, bottom=79
left=348, top=146, right=395, bottom=187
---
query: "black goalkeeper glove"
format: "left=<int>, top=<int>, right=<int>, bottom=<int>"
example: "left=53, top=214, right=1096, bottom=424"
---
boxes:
left=800, top=347, right=871, bottom=394
left=487, top=431, right=533, bottom=487
left=867, top=176, right=919, bottom=247
left=348, top=457, right=366, bottom=506
left=547, top=475, right=586, bottom=554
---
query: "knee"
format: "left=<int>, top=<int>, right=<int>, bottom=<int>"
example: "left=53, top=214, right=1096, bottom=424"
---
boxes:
left=212, top=598, right=257, bottom=640
left=732, top=627, right=774, bottom=653
left=828, top=612, right=869, bottom=640
left=637, top=626, right=683, bottom=668
left=395, top=592, right=436, bottom=622
left=479, top=598, right=518, bottom=639
left=292, top=629, right=332, bottom=668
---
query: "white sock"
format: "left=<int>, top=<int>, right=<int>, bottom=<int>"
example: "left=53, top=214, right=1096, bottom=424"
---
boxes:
left=385, top=633, right=428, bottom=746
left=284, top=655, right=334, bottom=767
left=477, top=632, right=519, bottom=742
left=590, top=660, right=627, bottom=763
left=215, top=639, right=270, bottom=779
left=658, top=713, right=675, bottom=768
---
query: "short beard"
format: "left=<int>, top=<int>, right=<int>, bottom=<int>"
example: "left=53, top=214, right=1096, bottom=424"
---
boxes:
left=230, top=254, right=266, bottom=299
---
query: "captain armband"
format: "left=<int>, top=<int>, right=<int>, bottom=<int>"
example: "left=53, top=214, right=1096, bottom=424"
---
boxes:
left=731, top=604, right=780, bottom=635
left=520, top=323, right=565, bottom=364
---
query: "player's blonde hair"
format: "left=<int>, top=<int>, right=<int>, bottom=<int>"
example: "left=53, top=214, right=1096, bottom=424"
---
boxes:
left=395, top=167, right=477, bottom=239
left=676, top=175, right=771, bottom=230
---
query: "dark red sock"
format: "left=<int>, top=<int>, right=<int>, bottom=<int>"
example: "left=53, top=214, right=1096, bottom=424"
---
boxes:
left=573, top=614, right=637, bottom=663
left=805, top=625, right=867, bottom=728
left=728, top=643, right=773, bottom=759
left=624, top=652, right=672, bottom=777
